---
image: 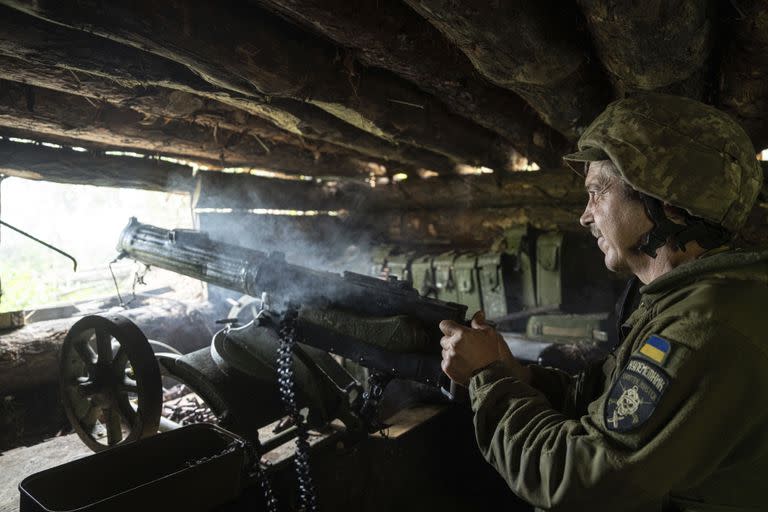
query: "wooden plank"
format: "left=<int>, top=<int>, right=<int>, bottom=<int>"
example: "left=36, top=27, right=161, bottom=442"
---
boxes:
left=577, top=0, right=713, bottom=97
left=352, top=205, right=585, bottom=247
left=0, top=300, right=214, bottom=394
left=0, top=81, right=374, bottom=177
left=0, top=54, right=368, bottom=163
left=360, top=170, right=585, bottom=212
left=0, top=137, right=589, bottom=214
left=253, top=0, right=567, bottom=167
left=193, top=168, right=587, bottom=217
left=0, top=7, right=455, bottom=172
left=0, top=0, right=517, bottom=169
left=404, top=0, right=610, bottom=140
left=0, top=136, right=197, bottom=192
left=0, top=434, right=92, bottom=512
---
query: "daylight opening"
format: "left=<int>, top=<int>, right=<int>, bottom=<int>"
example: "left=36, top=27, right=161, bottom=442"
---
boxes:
left=0, top=177, right=198, bottom=313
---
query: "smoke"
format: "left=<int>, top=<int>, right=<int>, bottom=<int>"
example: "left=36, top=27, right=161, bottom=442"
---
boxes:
left=192, top=172, right=375, bottom=276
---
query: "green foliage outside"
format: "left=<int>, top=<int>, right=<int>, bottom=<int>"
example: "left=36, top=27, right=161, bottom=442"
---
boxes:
left=0, top=176, right=192, bottom=313
left=0, top=249, right=136, bottom=312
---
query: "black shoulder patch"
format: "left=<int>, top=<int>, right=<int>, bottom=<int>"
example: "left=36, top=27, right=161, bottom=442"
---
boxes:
left=604, top=356, right=670, bottom=432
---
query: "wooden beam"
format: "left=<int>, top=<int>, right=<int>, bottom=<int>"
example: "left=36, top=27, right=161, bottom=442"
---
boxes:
left=0, top=300, right=214, bottom=393
left=404, top=0, right=610, bottom=140
left=192, top=171, right=350, bottom=212
left=577, top=0, right=714, bottom=97
left=1, top=0, right=518, bottom=169
left=352, top=205, right=585, bottom=246
left=253, top=0, right=567, bottom=167
left=193, top=167, right=587, bottom=213
left=0, top=80, right=381, bottom=178
left=718, top=0, right=768, bottom=151
left=0, top=135, right=196, bottom=192
left=0, top=133, right=365, bottom=213
left=0, top=54, right=340, bottom=157
left=0, top=53, right=426, bottom=178
left=0, top=7, right=456, bottom=173
left=359, top=170, right=585, bottom=212
left=0, top=132, right=587, bottom=216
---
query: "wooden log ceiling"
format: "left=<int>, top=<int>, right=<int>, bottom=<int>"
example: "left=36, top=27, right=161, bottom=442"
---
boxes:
left=402, top=0, right=610, bottom=139
left=0, top=137, right=584, bottom=212
left=0, top=9, right=455, bottom=173
left=0, top=0, right=766, bottom=243
left=0, top=1, right=526, bottom=169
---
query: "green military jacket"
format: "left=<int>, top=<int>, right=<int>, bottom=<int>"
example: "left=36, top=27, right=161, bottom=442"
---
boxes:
left=469, top=250, right=768, bottom=511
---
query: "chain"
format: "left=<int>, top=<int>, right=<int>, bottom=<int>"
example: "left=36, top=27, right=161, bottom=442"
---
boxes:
left=277, top=308, right=319, bottom=512
left=253, top=459, right=279, bottom=512
left=184, top=439, right=245, bottom=468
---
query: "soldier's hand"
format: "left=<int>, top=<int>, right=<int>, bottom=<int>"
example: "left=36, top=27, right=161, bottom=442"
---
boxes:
left=439, top=314, right=497, bottom=387
left=439, top=311, right=531, bottom=387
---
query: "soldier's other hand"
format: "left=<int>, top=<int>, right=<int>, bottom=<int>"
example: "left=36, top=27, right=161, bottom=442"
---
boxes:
left=439, top=310, right=504, bottom=387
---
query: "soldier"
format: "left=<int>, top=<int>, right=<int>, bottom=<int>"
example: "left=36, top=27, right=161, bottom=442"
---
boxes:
left=439, top=93, right=767, bottom=511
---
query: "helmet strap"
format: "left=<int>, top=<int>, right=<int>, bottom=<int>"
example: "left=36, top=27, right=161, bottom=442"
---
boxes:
left=638, top=195, right=732, bottom=258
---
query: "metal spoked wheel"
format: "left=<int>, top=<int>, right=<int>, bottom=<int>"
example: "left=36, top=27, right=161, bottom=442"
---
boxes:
left=60, top=314, right=162, bottom=451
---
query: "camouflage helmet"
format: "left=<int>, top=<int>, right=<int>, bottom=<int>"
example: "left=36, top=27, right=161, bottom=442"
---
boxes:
left=563, top=93, right=762, bottom=232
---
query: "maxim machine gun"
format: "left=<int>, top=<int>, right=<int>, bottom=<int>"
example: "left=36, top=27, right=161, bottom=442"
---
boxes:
left=49, top=218, right=609, bottom=511
left=59, top=218, right=467, bottom=460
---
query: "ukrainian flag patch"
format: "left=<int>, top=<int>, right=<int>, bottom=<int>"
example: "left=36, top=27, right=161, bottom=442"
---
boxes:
left=639, top=335, right=671, bottom=365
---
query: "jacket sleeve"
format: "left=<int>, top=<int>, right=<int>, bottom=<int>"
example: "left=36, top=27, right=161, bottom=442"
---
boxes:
left=469, top=324, right=766, bottom=512
left=527, top=358, right=608, bottom=418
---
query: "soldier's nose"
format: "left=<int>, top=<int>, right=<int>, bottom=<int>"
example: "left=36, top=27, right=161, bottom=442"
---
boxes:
left=580, top=205, right=594, bottom=228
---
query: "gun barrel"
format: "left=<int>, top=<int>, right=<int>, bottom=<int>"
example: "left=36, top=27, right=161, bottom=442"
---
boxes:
left=117, top=218, right=467, bottom=325
left=117, top=217, right=262, bottom=295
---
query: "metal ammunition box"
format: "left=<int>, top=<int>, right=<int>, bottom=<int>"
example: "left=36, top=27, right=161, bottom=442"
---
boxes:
left=18, top=424, right=246, bottom=512
left=477, top=252, right=530, bottom=320
left=534, top=231, right=621, bottom=313
left=469, top=227, right=538, bottom=321
left=518, top=247, right=537, bottom=310
left=367, top=226, right=620, bottom=321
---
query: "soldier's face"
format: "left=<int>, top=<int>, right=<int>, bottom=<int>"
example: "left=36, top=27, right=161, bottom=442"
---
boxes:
left=579, top=161, right=653, bottom=273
